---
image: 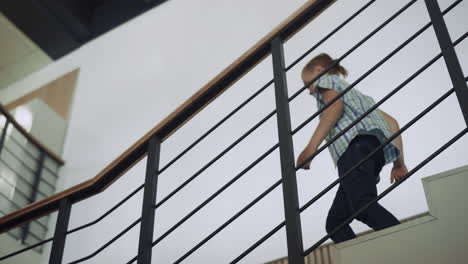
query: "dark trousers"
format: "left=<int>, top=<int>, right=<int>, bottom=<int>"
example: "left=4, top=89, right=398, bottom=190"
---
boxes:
left=326, top=135, right=400, bottom=243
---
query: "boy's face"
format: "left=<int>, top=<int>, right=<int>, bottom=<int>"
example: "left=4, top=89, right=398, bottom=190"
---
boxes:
left=302, top=65, right=325, bottom=96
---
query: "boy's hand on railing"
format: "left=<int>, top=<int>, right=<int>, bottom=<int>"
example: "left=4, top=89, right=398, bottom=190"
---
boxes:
left=296, top=147, right=314, bottom=170
left=390, top=162, right=408, bottom=184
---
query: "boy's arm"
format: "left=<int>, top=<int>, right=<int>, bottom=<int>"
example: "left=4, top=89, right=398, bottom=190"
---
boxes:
left=380, top=110, right=408, bottom=183
left=380, top=110, right=405, bottom=166
left=297, top=88, right=343, bottom=169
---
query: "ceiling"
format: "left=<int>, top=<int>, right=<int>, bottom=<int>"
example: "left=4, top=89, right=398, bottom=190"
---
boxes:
left=0, top=0, right=168, bottom=60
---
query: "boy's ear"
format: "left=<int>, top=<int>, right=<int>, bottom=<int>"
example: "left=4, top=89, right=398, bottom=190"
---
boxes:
left=315, top=65, right=325, bottom=73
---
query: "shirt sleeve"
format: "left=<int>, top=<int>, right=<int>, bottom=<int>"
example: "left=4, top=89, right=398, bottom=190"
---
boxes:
left=314, top=74, right=335, bottom=90
left=313, top=74, right=340, bottom=101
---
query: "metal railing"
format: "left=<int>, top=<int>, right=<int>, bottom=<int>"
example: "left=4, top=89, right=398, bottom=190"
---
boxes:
left=0, top=105, right=64, bottom=252
left=0, top=0, right=467, bottom=263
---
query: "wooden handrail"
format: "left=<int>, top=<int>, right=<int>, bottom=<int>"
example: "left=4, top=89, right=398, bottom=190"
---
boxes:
left=0, top=0, right=335, bottom=233
left=0, top=104, right=65, bottom=165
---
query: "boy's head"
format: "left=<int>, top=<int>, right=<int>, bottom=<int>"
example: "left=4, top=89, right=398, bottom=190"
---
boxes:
left=301, top=53, right=348, bottom=95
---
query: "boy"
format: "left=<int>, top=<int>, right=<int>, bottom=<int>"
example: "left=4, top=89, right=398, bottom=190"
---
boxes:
left=296, top=53, right=408, bottom=243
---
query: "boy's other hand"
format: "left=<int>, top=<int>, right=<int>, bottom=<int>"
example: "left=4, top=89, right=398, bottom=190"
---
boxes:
left=296, top=148, right=314, bottom=170
left=391, top=163, right=408, bottom=184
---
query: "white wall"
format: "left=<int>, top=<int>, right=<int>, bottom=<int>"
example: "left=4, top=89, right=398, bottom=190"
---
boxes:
left=0, top=13, right=51, bottom=90
left=0, top=0, right=467, bottom=263
left=25, top=99, right=68, bottom=155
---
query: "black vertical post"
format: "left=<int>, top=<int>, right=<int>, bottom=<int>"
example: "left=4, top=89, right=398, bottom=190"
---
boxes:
left=30, top=150, right=46, bottom=204
left=50, top=198, right=71, bottom=264
left=271, top=36, right=305, bottom=264
left=424, top=0, right=468, bottom=126
left=0, top=120, right=9, bottom=156
left=21, top=150, right=46, bottom=244
left=137, top=135, right=161, bottom=264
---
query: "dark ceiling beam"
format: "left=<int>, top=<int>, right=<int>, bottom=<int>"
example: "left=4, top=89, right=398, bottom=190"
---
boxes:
left=41, top=0, right=92, bottom=42
left=0, top=0, right=83, bottom=60
left=92, top=0, right=168, bottom=36
left=1, top=0, right=168, bottom=60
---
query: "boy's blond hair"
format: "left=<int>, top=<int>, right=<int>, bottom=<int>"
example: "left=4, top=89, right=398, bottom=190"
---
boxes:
left=302, top=53, right=348, bottom=78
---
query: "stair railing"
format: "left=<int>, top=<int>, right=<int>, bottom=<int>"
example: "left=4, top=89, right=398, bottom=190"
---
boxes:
left=0, top=103, right=64, bottom=252
left=0, top=0, right=467, bottom=263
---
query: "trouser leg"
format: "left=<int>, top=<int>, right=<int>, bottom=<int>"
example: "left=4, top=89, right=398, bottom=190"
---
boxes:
left=341, top=161, right=400, bottom=231
left=326, top=184, right=357, bottom=243
left=329, top=135, right=400, bottom=243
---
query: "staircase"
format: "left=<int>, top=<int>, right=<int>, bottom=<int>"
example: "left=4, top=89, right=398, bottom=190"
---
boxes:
left=333, top=165, right=468, bottom=264
left=0, top=0, right=467, bottom=263
left=266, top=165, right=468, bottom=264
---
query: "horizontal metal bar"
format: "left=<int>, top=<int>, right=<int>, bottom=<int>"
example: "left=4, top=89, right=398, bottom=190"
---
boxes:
left=7, top=135, right=41, bottom=162
left=68, top=184, right=144, bottom=235
left=38, top=178, right=56, bottom=193
left=288, top=0, right=418, bottom=102
left=126, top=255, right=138, bottom=264
left=0, top=191, right=25, bottom=211
left=68, top=218, right=141, bottom=264
left=0, top=157, right=49, bottom=198
left=5, top=231, right=21, bottom=242
left=285, top=0, right=376, bottom=71
left=0, top=163, right=36, bottom=200
left=25, top=233, right=44, bottom=244
left=230, top=221, right=286, bottom=264
left=39, top=173, right=56, bottom=190
left=159, top=79, right=275, bottom=175
left=0, top=192, right=49, bottom=235
left=0, top=237, right=53, bottom=261
left=21, top=229, right=45, bottom=246
left=154, top=109, right=277, bottom=210
left=7, top=135, right=60, bottom=178
left=16, top=156, right=57, bottom=190
left=299, top=84, right=460, bottom=213
left=0, top=209, right=23, bottom=242
left=152, top=143, right=279, bottom=247
left=2, top=145, right=37, bottom=174
left=294, top=30, right=468, bottom=170
left=41, top=165, right=60, bottom=179
left=292, top=0, right=463, bottom=136
left=20, top=216, right=48, bottom=231
left=303, top=127, right=468, bottom=256
left=0, top=178, right=30, bottom=203
left=0, top=210, right=21, bottom=241
left=127, top=178, right=284, bottom=264
left=172, top=179, right=283, bottom=264
left=0, top=184, right=144, bottom=262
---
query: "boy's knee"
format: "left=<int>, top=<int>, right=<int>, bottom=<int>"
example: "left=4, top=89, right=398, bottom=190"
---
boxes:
left=354, top=201, right=378, bottom=223
left=355, top=211, right=369, bottom=223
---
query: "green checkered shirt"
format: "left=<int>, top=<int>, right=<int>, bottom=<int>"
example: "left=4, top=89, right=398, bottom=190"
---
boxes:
left=313, top=74, right=400, bottom=168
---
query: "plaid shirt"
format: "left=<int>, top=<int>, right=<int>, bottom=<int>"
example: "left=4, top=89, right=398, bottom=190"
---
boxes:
left=313, top=74, right=400, bottom=168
